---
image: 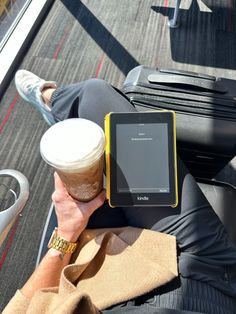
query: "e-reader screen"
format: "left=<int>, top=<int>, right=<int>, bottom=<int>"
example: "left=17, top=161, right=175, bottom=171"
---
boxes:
left=116, top=123, right=169, bottom=194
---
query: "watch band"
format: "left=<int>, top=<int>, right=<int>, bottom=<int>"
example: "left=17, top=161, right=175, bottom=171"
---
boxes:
left=48, top=228, right=78, bottom=254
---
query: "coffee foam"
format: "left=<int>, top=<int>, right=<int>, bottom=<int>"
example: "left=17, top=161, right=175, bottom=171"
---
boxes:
left=40, top=118, right=105, bottom=172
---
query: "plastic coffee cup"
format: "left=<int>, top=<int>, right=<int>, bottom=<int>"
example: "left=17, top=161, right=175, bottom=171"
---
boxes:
left=40, top=118, right=106, bottom=202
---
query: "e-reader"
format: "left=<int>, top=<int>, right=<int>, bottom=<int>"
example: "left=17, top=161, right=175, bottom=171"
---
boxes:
left=105, top=111, right=178, bottom=207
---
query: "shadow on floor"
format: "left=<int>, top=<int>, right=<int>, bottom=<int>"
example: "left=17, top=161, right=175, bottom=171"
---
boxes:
left=152, top=0, right=236, bottom=69
left=61, top=0, right=139, bottom=75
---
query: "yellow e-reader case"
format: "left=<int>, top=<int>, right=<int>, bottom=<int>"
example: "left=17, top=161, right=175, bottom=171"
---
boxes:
left=104, top=111, right=178, bottom=208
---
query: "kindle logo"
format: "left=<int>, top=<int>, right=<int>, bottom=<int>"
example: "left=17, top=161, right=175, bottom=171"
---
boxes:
left=137, top=196, right=149, bottom=201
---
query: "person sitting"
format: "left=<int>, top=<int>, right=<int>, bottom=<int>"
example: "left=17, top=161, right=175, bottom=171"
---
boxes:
left=3, top=70, right=236, bottom=314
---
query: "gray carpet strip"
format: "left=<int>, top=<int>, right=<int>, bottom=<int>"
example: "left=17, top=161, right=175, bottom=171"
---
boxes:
left=0, top=0, right=236, bottom=310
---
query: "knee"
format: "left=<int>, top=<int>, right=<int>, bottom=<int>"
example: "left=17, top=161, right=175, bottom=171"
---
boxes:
left=83, top=78, right=109, bottom=89
left=78, top=79, right=112, bottom=116
left=82, top=78, right=110, bottom=95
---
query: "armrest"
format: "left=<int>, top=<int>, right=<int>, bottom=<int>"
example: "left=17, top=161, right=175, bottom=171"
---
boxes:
left=198, top=179, right=236, bottom=245
left=0, top=169, right=29, bottom=246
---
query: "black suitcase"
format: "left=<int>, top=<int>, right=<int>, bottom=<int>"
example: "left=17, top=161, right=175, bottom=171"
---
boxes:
left=122, top=66, right=236, bottom=179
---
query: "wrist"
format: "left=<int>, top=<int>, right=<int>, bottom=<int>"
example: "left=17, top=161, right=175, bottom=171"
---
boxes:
left=48, top=247, right=71, bottom=258
left=57, top=228, right=81, bottom=243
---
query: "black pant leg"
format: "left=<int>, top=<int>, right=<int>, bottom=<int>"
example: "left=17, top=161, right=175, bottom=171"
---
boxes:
left=51, top=79, right=136, bottom=128
left=124, top=158, right=236, bottom=295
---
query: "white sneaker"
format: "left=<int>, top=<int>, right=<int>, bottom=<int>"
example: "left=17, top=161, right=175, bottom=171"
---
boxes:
left=15, top=70, right=57, bottom=125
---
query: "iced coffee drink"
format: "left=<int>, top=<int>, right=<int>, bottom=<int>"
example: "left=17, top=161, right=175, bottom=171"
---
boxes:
left=40, top=118, right=106, bottom=201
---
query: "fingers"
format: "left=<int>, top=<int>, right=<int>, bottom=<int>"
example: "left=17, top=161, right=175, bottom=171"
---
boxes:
left=53, top=172, right=106, bottom=216
left=81, top=190, right=106, bottom=216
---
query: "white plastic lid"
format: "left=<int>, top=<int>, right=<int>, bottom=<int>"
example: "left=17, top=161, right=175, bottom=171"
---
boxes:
left=40, top=118, right=106, bottom=172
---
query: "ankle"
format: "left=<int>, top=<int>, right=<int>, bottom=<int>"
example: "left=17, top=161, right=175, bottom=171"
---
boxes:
left=41, top=87, right=56, bottom=107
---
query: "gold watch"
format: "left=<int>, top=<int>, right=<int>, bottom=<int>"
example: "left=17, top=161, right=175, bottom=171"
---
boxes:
left=48, top=228, right=78, bottom=254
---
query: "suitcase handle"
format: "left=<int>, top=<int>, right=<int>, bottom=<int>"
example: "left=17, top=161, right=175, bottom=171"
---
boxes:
left=159, top=69, right=216, bottom=81
left=148, top=73, right=227, bottom=93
